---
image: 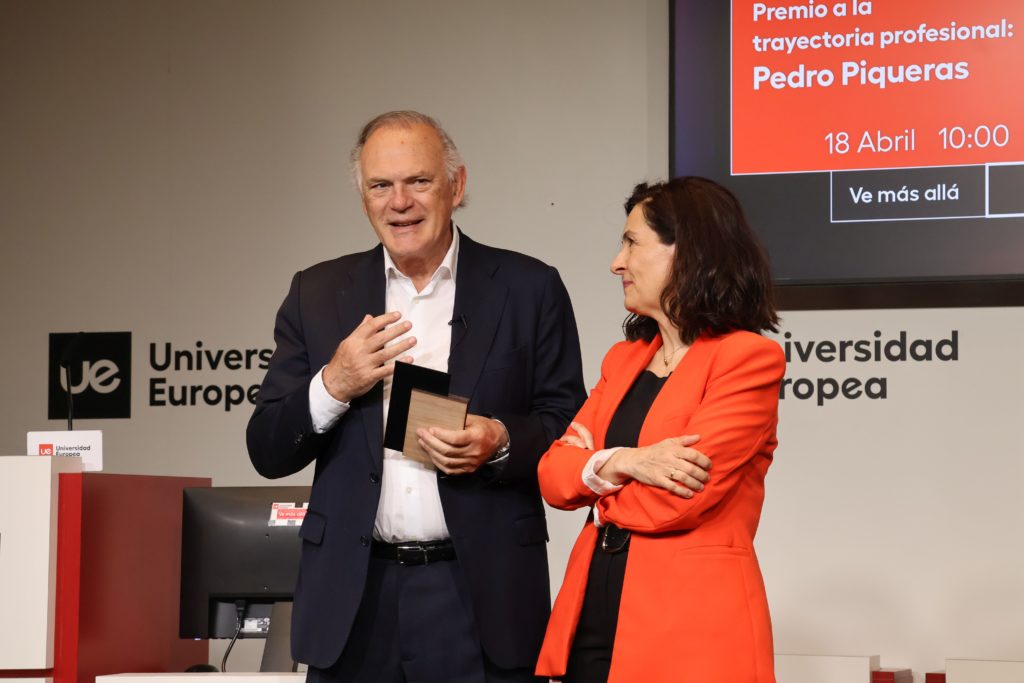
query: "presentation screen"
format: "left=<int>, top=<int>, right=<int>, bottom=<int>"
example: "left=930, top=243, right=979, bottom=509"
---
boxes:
left=672, top=0, right=1024, bottom=307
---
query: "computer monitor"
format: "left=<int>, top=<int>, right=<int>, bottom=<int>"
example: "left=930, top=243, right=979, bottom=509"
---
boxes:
left=179, top=486, right=310, bottom=641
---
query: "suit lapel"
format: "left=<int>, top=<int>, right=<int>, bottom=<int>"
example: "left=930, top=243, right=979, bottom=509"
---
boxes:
left=593, top=338, right=661, bottom=449
left=335, top=245, right=386, bottom=467
left=448, top=233, right=509, bottom=401
left=639, top=335, right=716, bottom=444
left=592, top=335, right=718, bottom=448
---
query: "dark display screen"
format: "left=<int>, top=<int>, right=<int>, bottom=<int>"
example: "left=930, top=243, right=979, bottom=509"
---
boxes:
left=671, top=1, right=1024, bottom=307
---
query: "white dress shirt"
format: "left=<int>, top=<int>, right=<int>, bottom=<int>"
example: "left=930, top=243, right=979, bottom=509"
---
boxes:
left=308, top=230, right=460, bottom=542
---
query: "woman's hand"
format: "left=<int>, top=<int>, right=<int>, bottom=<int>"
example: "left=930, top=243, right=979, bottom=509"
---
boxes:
left=558, top=421, right=595, bottom=449
left=598, top=436, right=711, bottom=498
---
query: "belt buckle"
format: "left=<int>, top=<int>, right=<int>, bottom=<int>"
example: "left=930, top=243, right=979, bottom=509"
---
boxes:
left=600, top=525, right=630, bottom=553
left=395, top=543, right=427, bottom=566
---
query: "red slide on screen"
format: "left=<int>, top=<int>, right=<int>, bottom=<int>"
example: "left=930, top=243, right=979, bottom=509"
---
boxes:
left=731, top=0, right=1024, bottom=174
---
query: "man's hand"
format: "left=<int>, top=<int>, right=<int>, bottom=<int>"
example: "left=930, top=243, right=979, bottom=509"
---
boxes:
left=323, top=312, right=416, bottom=404
left=598, top=435, right=711, bottom=498
left=416, top=414, right=509, bottom=475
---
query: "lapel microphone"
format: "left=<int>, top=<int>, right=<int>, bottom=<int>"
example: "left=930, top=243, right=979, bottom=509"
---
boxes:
left=448, top=315, right=468, bottom=352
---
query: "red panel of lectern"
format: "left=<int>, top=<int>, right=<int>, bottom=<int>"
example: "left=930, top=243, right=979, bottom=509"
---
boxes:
left=52, top=473, right=211, bottom=683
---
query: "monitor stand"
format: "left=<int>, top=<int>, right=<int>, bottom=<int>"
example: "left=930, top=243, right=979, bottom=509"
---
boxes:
left=259, top=602, right=297, bottom=673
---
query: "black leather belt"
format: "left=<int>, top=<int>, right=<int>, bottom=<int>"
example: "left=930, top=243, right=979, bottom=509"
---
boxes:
left=371, top=539, right=456, bottom=566
left=598, top=523, right=631, bottom=554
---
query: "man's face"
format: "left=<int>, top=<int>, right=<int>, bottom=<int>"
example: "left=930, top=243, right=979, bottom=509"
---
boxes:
left=358, top=123, right=466, bottom=267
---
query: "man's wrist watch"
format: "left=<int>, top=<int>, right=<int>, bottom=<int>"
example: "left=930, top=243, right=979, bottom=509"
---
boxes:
left=491, top=440, right=511, bottom=462
left=489, top=417, right=511, bottom=462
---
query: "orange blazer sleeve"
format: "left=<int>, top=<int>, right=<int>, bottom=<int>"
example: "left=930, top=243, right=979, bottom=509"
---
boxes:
left=537, top=342, right=627, bottom=510
left=595, top=334, right=784, bottom=533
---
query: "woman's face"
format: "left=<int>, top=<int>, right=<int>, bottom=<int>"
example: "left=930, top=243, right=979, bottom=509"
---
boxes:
left=611, top=204, right=676, bottom=319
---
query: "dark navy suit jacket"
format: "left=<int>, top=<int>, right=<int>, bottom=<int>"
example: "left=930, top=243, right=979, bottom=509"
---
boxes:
left=246, top=232, right=586, bottom=670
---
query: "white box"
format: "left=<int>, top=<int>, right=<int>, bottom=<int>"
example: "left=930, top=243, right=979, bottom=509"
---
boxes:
left=775, top=653, right=880, bottom=683
left=946, top=658, right=1024, bottom=683
left=0, top=456, right=82, bottom=669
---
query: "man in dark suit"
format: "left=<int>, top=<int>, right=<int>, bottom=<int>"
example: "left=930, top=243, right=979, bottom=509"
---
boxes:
left=247, top=110, right=586, bottom=683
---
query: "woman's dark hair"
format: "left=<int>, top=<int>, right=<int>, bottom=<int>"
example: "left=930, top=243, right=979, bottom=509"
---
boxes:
left=622, top=176, right=779, bottom=344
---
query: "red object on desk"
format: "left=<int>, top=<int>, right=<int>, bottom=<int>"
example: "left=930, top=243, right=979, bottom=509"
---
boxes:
left=53, top=473, right=211, bottom=683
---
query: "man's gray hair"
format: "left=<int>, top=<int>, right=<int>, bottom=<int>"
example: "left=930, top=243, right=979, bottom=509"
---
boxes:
left=350, top=110, right=466, bottom=208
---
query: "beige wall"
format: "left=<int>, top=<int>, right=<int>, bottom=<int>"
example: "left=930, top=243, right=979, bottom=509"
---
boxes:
left=1, top=2, right=1022, bottom=680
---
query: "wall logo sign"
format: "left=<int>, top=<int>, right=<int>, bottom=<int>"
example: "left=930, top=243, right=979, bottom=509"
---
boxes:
left=148, top=341, right=272, bottom=412
left=48, top=332, right=132, bottom=419
left=778, top=329, right=959, bottom=406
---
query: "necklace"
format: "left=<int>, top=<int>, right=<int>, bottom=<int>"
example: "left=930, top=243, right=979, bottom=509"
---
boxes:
left=661, top=343, right=683, bottom=369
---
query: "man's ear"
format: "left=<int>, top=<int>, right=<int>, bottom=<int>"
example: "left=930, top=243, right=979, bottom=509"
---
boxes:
left=451, top=166, right=467, bottom=207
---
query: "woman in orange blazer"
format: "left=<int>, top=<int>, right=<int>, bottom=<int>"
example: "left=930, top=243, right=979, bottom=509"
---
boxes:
left=536, top=177, right=784, bottom=683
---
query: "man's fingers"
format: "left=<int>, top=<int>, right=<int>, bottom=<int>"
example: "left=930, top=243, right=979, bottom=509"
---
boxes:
left=425, top=426, right=473, bottom=448
left=373, top=363, right=398, bottom=380
left=356, top=311, right=401, bottom=336
left=372, top=311, right=403, bottom=329
left=421, top=443, right=475, bottom=475
left=364, top=346, right=414, bottom=382
left=371, top=319, right=413, bottom=348
left=421, top=448, right=458, bottom=475
left=417, top=427, right=477, bottom=456
left=416, top=435, right=452, bottom=469
left=435, top=462, right=460, bottom=475
left=417, top=428, right=455, bottom=457
left=419, top=441, right=457, bottom=474
left=374, top=337, right=417, bottom=364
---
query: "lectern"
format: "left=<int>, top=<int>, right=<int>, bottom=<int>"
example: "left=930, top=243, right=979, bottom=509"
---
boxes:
left=0, top=456, right=209, bottom=683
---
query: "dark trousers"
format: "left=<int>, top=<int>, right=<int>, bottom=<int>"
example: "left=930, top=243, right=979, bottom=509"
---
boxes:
left=562, top=529, right=629, bottom=683
left=306, top=556, right=541, bottom=683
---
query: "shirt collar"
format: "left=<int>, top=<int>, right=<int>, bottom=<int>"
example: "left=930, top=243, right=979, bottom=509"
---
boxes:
left=383, top=225, right=460, bottom=283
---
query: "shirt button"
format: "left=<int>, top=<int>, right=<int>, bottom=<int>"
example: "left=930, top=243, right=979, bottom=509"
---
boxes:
left=405, top=486, right=413, bottom=494
left=359, top=535, right=370, bottom=547
left=369, top=473, right=380, bottom=484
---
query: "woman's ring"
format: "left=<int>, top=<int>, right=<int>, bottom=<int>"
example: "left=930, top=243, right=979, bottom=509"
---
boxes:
left=668, top=468, right=677, bottom=480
